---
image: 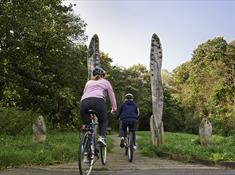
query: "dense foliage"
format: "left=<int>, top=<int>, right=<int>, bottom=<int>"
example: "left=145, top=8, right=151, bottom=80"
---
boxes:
left=0, top=0, right=87, bottom=129
left=0, top=1, right=233, bottom=136
left=171, top=37, right=235, bottom=135
left=0, top=107, right=39, bottom=135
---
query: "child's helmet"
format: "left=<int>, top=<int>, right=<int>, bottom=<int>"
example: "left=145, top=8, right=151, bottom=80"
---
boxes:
left=125, top=93, right=134, bottom=99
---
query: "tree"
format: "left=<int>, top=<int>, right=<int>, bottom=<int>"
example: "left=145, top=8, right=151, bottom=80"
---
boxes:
left=172, top=37, right=235, bottom=135
left=0, top=0, right=87, bottom=128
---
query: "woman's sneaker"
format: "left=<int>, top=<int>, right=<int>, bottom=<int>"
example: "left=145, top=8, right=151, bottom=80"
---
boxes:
left=97, top=136, right=106, bottom=146
left=83, top=152, right=89, bottom=163
left=120, top=137, right=125, bottom=148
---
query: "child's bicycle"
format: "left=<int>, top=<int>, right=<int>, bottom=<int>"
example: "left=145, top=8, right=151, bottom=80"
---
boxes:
left=124, top=125, right=135, bottom=162
left=78, top=109, right=107, bottom=175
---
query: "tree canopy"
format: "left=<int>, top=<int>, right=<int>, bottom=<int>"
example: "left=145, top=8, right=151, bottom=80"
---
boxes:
left=172, top=37, right=235, bottom=135
left=0, top=0, right=87, bottom=128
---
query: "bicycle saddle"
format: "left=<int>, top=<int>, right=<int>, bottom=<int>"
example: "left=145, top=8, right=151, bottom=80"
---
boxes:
left=88, top=109, right=98, bottom=115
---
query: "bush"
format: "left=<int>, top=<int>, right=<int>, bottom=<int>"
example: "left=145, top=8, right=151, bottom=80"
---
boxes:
left=0, top=107, right=39, bottom=136
left=209, top=110, right=235, bottom=136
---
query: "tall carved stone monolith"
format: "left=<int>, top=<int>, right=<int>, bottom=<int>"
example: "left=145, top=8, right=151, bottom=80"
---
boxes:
left=150, top=33, right=164, bottom=145
left=199, top=117, right=212, bottom=145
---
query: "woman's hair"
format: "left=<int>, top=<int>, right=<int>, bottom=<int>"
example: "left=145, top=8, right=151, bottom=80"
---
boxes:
left=92, top=74, right=101, bottom=80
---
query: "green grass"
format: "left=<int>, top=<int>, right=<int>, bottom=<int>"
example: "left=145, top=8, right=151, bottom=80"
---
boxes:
left=137, top=131, right=235, bottom=161
left=0, top=131, right=113, bottom=169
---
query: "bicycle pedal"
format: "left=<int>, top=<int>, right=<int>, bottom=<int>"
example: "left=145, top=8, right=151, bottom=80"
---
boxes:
left=83, top=157, right=90, bottom=163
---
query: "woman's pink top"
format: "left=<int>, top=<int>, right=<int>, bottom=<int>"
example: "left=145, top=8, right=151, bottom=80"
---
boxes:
left=81, top=78, right=117, bottom=110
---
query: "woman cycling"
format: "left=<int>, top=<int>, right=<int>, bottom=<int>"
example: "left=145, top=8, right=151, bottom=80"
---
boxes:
left=80, top=67, right=117, bottom=146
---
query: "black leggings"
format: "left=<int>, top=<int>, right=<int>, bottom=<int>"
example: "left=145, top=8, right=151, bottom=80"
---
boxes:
left=120, top=120, right=137, bottom=145
left=80, top=97, right=107, bottom=137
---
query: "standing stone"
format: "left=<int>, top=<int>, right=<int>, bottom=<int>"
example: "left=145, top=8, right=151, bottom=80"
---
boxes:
left=32, top=115, right=47, bottom=143
left=199, top=117, right=212, bottom=145
left=87, top=34, right=100, bottom=80
left=150, top=33, right=164, bottom=145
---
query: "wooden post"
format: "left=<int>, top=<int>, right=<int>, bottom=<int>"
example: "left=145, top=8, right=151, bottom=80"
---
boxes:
left=150, top=33, right=164, bottom=145
left=87, top=34, right=100, bottom=80
left=87, top=34, right=100, bottom=136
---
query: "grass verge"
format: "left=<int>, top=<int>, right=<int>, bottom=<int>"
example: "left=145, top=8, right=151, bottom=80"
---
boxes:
left=137, top=131, right=235, bottom=161
left=0, top=131, right=113, bottom=169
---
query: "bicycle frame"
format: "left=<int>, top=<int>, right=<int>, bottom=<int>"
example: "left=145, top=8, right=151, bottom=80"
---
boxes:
left=85, top=113, right=98, bottom=163
left=78, top=108, right=109, bottom=175
left=79, top=110, right=109, bottom=175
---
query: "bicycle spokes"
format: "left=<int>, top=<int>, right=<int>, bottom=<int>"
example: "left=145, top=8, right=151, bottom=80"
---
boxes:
left=78, top=134, right=93, bottom=175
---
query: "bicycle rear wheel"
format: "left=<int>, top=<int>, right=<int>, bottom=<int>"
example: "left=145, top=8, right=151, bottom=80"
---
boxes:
left=78, top=132, right=93, bottom=175
left=100, top=145, right=107, bottom=165
left=127, top=132, right=134, bottom=162
left=125, top=146, right=128, bottom=156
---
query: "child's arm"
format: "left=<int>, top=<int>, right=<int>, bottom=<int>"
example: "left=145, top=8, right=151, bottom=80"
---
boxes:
left=136, top=104, right=140, bottom=120
left=117, top=104, right=123, bottom=120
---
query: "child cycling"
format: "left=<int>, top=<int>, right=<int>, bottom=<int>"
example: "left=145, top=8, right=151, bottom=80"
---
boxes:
left=117, top=93, right=139, bottom=149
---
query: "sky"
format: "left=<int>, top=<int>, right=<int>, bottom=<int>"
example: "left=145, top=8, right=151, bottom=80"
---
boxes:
left=63, top=0, right=235, bottom=72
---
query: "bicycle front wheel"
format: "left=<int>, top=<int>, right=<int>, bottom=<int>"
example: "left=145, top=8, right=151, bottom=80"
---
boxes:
left=127, top=132, right=134, bottom=162
left=100, top=145, right=107, bottom=165
left=78, top=132, right=93, bottom=175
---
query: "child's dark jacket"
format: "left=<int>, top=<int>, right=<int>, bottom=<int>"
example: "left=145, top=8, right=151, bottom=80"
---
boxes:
left=117, top=100, right=138, bottom=121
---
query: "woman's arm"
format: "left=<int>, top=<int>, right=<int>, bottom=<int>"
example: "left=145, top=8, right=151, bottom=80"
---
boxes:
left=106, top=80, right=117, bottom=111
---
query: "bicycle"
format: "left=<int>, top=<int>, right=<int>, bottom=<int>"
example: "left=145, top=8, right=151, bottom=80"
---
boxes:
left=124, top=125, right=135, bottom=162
left=78, top=109, right=107, bottom=175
